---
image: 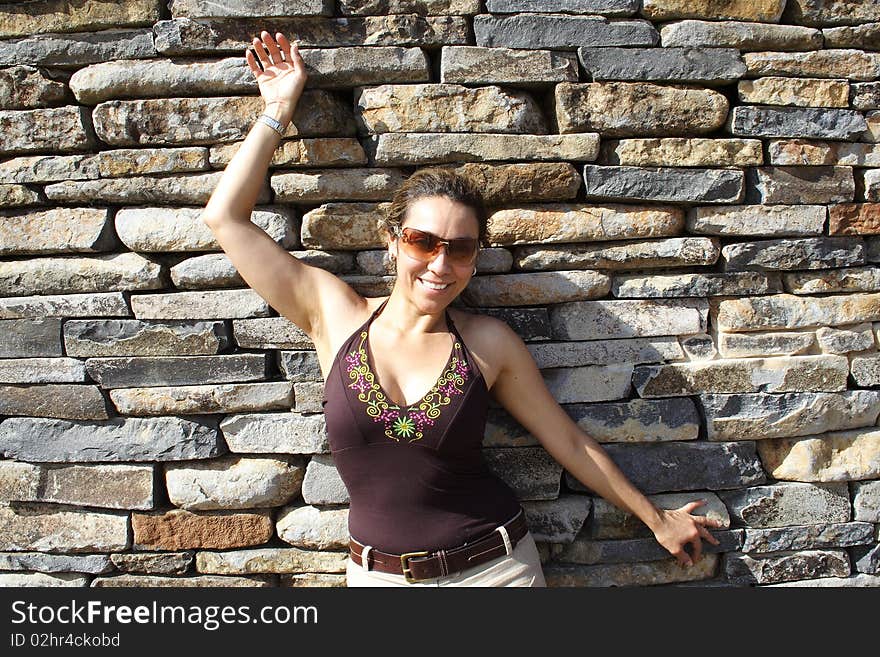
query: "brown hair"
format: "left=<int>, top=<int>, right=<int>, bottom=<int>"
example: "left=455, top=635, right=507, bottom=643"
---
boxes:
left=383, top=168, right=487, bottom=244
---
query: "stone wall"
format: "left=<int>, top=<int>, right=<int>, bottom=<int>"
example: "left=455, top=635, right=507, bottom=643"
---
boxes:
left=1, top=0, right=879, bottom=588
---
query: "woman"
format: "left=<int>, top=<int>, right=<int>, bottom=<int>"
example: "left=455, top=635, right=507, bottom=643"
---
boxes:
left=202, top=31, right=722, bottom=587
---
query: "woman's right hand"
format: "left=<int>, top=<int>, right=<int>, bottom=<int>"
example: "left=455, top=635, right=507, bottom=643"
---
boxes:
left=246, top=31, right=307, bottom=127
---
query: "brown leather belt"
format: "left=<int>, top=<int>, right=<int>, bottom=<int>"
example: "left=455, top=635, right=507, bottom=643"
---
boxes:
left=349, top=511, right=528, bottom=583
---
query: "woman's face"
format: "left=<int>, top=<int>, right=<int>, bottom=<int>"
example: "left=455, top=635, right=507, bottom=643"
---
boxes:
left=389, top=195, right=480, bottom=314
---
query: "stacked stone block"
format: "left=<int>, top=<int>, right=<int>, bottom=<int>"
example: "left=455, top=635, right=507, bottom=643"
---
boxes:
left=0, top=0, right=879, bottom=588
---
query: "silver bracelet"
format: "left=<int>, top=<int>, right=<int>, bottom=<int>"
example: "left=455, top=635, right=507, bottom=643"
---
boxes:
left=256, top=114, right=286, bottom=137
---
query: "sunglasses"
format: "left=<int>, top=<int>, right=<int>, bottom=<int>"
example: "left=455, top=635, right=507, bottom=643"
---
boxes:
left=396, top=227, right=479, bottom=265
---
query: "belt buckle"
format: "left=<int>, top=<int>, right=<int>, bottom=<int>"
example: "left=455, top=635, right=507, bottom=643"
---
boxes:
left=399, top=551, right=430, bottom=583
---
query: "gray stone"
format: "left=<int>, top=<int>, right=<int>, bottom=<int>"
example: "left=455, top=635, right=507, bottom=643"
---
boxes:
left=816, top=324, right=876, bottom=354
left=299, top=47, right=430, bottom=88
left=565, top=397, right=700, bottom=443
left=722, top=237, right=864, bottom=272
left=634, top=355, right=849, bottom=397
left=566, top=442, right=766, bottom=494
left=485, top=0, right=638, bottom=13
left=0, top=65, right=68, bottom=110
left=743, top=49, right=880, bottom=81
left=0, top=384, right=109, bottom=420
left=852, top=353, right=880, bottom=386
left=517, top=237, right=720, bottom=272
left=0, top=573, right=89, bottom=587
left=731, top=106, right=866, bottom=140
left=869, top=237, right=880, bottom=261
left=824, top=23, right=880, bottom=50
left=0, top=292, right=129, bottom=319
left=462, top=271, right=610, bottom=307
left=172, top=250, right=353, bottom=289
left=0, top=252, right=165, bottom=296
left=116, top=206, right=296, bottom=252
left=154, top=15, right=468, bottom=54
left=93, top=92, right=354, bottom=146
left=85, top=354, right=268, bottom=389
left=660, top=20, right=821, bottom=51
left=483, top=447, right=562, bottom=501
left=0, top=30, right=156, bottom=68
left=716, top=292, right=880, bottom=332
left=746, top=167, right=855, bottom=204
left=279, top=351, right=323, bottom=382
left=280, top=573, right=346, bottom=587
left=700, top=391, right=880, bottom=442
left=441, top=46, right=578, bottom=84
left=64, top=319, right=229, bottom=357
left=687, top=205, right=825, bottom=237
left=372, top=133, right=600, bottom=165
left=0, top=552, right=112, bottom=574
left=742, top=522, right=874, bottom=553
left=557, top=82, right=728, bottom=137
left=294, top=382, right=324, bottom=413
left=220, top=412, right=329, bottom=454
left=613, top=271, right=777, bottom=298
left=276, top=505, right=349, bottom=550
left=339, top=0, right=480, bottom=14
left=0, top=0, right=161, bottom=37
left=110, top=552, right=193, bottom=575
left=853, top=481, right=880, bottom=522
left=232, top=317, right=313, bottom=349
left=549, top=298, right=708, bottom=341
left=0, top=416, right=222, bottom=463
left=355, top=84, right=547, bottom=134
left=130, top=289, right=270, bottom=320
left=196, top=548, right=346, bottom=575
left=0, top=318, right=61, bottom=357
left=680, top=334, right=717, bottom=360
left=110, top=382, right=294, bottom=416
left=44, top=172, right=262, bottom=206
left=554, top=529, right=743, bottom=565
left=783, top=0, right=880, bottom=26
left=763, top=573, right=880, bottom=587
left=301, top=455, right=349, bottom=505
left=545, top=555, right=718, bottom=587
left=724, top=549, right=850, bottom=585
left=474, top=14, right=657, bottom=49
left=0, top=208, right=113, bottom=255
left=541, top=365, right=633, bottom=403
left=92, top=575, right=272, bottom=587
left=527, top=337, right=682, bottom=368
left=583, top=165, right=743, bottom=203
left=853, top=82, right=880, bottom=110
left=476, top=307, right=552, bottom=342
left=719, top=482, right=851, bottom=528
left=717, top=330, right=816, bottom=358
left=169, top=0, right=333, bottom=17
left=853, top=544, right=880, bottom=574
left=578, top=47, right=745, bottom=84
left=0, top=106, right=93, bottom=154
left=585, top=491, right=731, bottom=539
left=521, top=496, right=592, bottom=543
left=272, top=168, right=407, bottom=202
left=165, top=456, right=304, bottom=510
left=783, top=267, right=880, bottom=294
left=0, top=504, right=129, bottom=553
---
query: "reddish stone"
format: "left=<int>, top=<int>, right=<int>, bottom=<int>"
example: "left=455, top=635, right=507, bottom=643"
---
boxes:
left=829, top=203, right=880, bottom=235
left=132, top=509, right=273, bottom=550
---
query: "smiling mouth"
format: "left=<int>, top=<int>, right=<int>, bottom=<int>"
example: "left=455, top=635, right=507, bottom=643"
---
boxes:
left=418, top=277, right=451, bottom=291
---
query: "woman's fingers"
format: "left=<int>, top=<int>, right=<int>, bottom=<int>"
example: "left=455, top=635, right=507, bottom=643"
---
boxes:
left=244, top=48, right=262, bottom=77
left=252, top=36, right=272, bottom=69
left=261, top=30, right=284, bottom=66
left=277, top=32, right=294, bottom=63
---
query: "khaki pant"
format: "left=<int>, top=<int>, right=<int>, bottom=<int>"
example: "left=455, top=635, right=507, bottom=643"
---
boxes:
left=345, top=531, right=546, bottom=587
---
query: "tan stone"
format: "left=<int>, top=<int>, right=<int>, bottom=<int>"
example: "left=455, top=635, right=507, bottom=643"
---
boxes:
left=440, top=162, right=581, bottom=203
left=0, top=106, right=93, bottom=154
left=16, top=464, right=153, bottom=510
left=687, top=204, right=825, bottom=237
left=92, top=575, right=271, bottom=587
left=110, top=552, right=193, bottom=575
left=0, top=65, right=68, bottom=110
left=271, top=168, right=407, bottom=202
left=110, top=382, right=294, bottom=416
left=516, top=238, right=721, bottom=272
left=96, top=147, right=208, bottom=177
left=0, top=208, right=113, bottom=255
left=757, top=429, right=880, bottom=482
left=210, top=138, right=366, bottom=168
left=0, top=155, right=98, bottom=184
left=716, top=292, right=880, bottom=331
left=738, top=77, right=849, bottom=107
left=555, top=82, right=729, bottom=136
left=641, top=0, right=784, bottom=22
left=276, top=505, right=349, bottom=550
left=441, top=45, right=578, bottom=84
left=486, top=204, right=683, bottom=246
left=609, top=138, right=762, bottom=166
left=828, top=204, right=880, bottom=236
left=768, top=140, right=880, bottom=166
left=280, top=573, right=345, bottom=587
left=130, top=289, right=269, bottom=320
left=546, top=554, right=718, bottom=587
left=0, top=504, right=129, bottom=553
left=301, top=203, right=387, bottom=250
left=783, top=267, right=880, bottom=294
left=196, top=548, right=346, bottom=574
left=132, top=509, right=273, bottom=550
left=0, top=184, right=40, bottom=207
left=356, top=84, right=546, bottom=134
left=462, top=271, right=610, bottom=307
left=743, top=50, right=880, bottom=80
left=0, top=0, right=161, bottom=38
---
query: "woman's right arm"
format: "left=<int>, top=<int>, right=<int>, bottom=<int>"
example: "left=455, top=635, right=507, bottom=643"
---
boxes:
left=201, top=31, right=364, bottom=340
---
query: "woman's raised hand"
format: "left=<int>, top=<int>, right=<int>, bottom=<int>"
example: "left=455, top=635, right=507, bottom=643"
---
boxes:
left=245, top=31, right=307, bottom=126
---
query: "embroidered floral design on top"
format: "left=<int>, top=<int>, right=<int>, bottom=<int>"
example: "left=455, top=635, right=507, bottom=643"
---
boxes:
left=345, top=331, right=469, bottom=442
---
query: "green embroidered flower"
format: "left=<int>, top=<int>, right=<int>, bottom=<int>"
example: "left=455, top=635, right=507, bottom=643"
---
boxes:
left=392, top=415, right=415, bottom=439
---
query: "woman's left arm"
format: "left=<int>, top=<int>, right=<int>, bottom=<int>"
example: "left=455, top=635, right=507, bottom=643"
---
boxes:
left=488, top=322, right=722, bottom=567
